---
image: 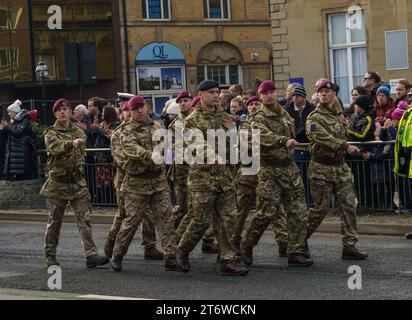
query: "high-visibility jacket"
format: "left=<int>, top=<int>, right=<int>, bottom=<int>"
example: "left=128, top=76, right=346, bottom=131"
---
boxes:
left=394, top=107, right=412, bottom=178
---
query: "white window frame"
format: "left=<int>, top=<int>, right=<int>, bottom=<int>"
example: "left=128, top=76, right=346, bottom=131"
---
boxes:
left=328, top=12, right=367, bottom=105
left=143, top=0, right=171, bottom=21
left=198, top=64, right=242, bottom=87
left=204, top=0, right=231, bottom=20
left=385, top=29, right=409, bottom=71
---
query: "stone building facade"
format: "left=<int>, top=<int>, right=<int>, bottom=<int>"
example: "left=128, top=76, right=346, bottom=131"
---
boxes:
left=270, top=0, right=412, bottom=105
left=121, top=0, right=273, bottom=113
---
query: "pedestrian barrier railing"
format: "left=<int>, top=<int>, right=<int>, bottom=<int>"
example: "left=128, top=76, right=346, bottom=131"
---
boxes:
left=31, top=141, right=411, bottom=211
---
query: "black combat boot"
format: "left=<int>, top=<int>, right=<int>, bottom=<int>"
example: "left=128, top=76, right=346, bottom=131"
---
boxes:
left=303, top=240, right=311, bottom=259
left=176, top=248, right=190, bottom=273
left=104, top=236, right=115, bottom=259
left=288, top=254, right=313, bottom=267
left=44, top=255, right=59, bottom=267
left=164, top=256, right=179, bottom=271
left=220, top=261, right=249, bottom=276
left=278, top=242, right=288, bottom=257
left=86, top=255, right=109, bottom=268
left=201, top=240, right=218, bottom=253
left=111, top=255, right=123, bottom=272
left=342, top=246, right=368, bottom=260
left=144, top=246, right=164, bottom=260
left=240, top=244, right=253, bottom=266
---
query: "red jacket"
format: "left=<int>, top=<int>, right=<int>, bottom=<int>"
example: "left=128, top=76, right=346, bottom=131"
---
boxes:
left=374, top=98, right=395, bottom=124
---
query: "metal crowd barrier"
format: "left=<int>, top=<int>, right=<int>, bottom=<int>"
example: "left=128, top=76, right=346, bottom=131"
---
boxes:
left=34, top=141, right=412, bottom=211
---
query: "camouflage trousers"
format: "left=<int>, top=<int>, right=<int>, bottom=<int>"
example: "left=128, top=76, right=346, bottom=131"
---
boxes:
left=174, top=182, right=216, bottom=242
left=179, top=189, right=237, bottom=261
left=107, top=190, right=157, bottom=249
left=306, top=162, right=358, bottom=247
left=242, top=165, right=308, bottom=254
left=112, top=190, right=177, bottom=258
left=44, top=196, right=97, bottom=258
left=232, top=182, right=288, bottom=246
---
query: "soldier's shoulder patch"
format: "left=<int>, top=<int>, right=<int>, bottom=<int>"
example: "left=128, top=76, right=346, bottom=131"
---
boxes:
left=310, top=123, right=317, bottom=132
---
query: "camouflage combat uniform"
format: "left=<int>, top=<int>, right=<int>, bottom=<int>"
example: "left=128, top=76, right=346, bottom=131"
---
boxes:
left=40, top=121, right=98, bottom=258
left=241, top=103, right=308, bottom=255
left=106, top=123, right=158, bottom=252
left=305, top=102, right=358, bottom=246
left=112, top=117, right=177, bottom=260
left=168, top=112, right=216, bottom=243
left=178, top=103, right=237, bottom=262
left=233, top=114, right=288, bottom=249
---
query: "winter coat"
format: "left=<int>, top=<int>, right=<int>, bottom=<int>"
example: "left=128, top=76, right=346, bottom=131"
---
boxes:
left=2, top=110, right=37, bottom=179
left=94, top=121, right=120, bottom=163
left=285, top=101, right=316, bottom=143
left=348, top=109, right=376, bottom=153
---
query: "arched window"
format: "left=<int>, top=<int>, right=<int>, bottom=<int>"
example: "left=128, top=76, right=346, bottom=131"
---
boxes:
left=197, top=42, right=243, bottom=87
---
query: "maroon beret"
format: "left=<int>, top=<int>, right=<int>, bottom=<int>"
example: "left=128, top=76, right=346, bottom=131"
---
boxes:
left=246, top=96, right=261, bottom=106
left=53, top=98, right=70, bottom=113
left=316, top=81, right=336, bottom=93
left=190, top=96, right=201, bottom=108
left=258, top=80, right=277, bottom=94
left=128, top=96, right=145, bottom=110
left=121, top=100, right=130, bottom=112
left=176, top=91, right=193, bottom=103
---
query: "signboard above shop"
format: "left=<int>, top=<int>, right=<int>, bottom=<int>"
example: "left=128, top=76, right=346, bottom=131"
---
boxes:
left=136, top=41, right=186, bottom=65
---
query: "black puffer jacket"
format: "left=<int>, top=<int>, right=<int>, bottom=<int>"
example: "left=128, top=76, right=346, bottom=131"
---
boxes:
left=2, top=110, right=37, bottom=179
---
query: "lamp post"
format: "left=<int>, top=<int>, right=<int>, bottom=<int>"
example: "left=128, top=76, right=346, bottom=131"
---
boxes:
left=35, top=60, right=48, bottom=123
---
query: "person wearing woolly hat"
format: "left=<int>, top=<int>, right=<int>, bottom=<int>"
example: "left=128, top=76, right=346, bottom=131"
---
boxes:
left=374, top=84, right=395, bottom=125
left=392, top=100, right=409, bottom=121
left=6, top=100, right=22, bottom=118
left=348, top=95, right=375, bottom=143
left=0, top=99, right=36, bottom=180
left=376, top=85, right=390, bottom=100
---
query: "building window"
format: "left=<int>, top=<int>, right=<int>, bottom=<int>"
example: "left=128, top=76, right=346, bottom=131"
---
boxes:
left=385, top=30, right=409, bottom=70
left=0, top=48, right=18, bottom=71
left=142, top=0, right=170, bottom=20
left=197, top=64, right=242, bottom=87
left=328, top=11, right=367, bottom=105
left=0, top=9, right=8, bottom=31
left=203, top=0, right=230, bottom=20
left=0, top=7, right=23, bottom=32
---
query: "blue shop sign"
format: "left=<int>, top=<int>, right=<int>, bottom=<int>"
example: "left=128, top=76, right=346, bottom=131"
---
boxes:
left=136, top=41, right=186, bottom=65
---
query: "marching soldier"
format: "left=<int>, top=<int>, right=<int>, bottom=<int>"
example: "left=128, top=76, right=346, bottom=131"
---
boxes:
left=41, top=98, right=109, bottom=268
left=110, top=96, right=178, bottom=271
left=104, top=97, right=163, bottom=260
left=170, top=91, right=217, bottom=252
left=232, top=96, right=289, bottom=257
left=176, top=80, right=248, bottom=276
left=305, top=81, right=368, bottom=260
left=241, top=81, right=313, bottom=267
